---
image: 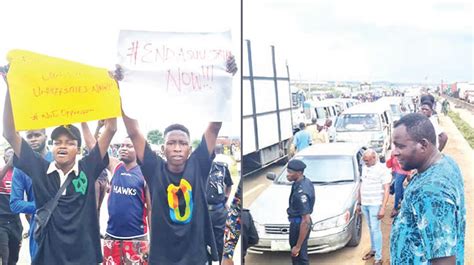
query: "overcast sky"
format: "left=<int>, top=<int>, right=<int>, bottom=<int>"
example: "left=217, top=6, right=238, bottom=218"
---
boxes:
left=244, top=0, right=473, bottom=84
left=0, top=0, right=241, bottom=143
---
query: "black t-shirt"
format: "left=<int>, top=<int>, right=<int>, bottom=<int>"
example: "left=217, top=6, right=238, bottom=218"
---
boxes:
left=13, top=139, right=108, bottom=265
left=287, top=177, right=315, bottom=218
left=139, top=136, right=217, bottom=265
left=206, top=161, right=233, bottom=205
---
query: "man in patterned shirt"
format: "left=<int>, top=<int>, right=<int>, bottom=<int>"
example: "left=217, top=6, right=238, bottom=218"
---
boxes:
left=390, top=113, right=465, bottom=265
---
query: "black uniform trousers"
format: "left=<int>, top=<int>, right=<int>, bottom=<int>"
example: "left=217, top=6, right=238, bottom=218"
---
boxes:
left=208, top=206, right=227, bottom=264
left=0, top=218, right=22, bottom=265
left=289, top=221, right=311, bottom=265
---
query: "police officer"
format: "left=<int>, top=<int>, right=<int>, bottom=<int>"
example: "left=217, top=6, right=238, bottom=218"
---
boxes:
left=207, top=155, right=234, bottom=263
left=286, top=159, right=315, bottom=265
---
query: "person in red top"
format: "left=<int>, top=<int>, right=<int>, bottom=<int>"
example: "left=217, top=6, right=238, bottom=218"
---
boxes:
left=386, top=153, right=410, bottom=217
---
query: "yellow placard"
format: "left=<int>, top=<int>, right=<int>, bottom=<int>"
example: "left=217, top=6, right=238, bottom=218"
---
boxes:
left=6, top=50, right=121, bottom=131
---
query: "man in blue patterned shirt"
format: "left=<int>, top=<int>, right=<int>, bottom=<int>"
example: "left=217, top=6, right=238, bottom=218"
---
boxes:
left=390, top=113, right=465, bottom=265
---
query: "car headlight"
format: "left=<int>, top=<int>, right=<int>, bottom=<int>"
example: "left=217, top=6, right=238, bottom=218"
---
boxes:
left=312, top=210, right=350, bottom=231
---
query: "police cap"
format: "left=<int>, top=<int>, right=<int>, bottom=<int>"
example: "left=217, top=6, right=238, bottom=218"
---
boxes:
left=287, top=159, right=306, bottom=172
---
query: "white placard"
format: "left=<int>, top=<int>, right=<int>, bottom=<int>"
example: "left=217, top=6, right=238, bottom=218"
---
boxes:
left=117, top=30, right=233, bottom=121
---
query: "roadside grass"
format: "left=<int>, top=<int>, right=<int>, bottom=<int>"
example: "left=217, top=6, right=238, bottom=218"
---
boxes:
left=448, top=111, right=474, bottom=149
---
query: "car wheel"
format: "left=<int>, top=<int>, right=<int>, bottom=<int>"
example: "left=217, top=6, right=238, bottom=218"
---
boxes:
left=347, top=211, right=362, bottom=247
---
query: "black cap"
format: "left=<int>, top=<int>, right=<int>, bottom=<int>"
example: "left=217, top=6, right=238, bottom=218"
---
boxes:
left=287, top=159, right=306, bottom=172
left=51, top=125, right=82, bottom=147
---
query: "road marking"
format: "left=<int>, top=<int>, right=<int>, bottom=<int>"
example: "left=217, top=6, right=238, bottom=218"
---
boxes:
left=244, top=183, right=265, bottom=198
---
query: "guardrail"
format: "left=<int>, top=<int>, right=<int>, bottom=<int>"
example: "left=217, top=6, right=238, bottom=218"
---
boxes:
left=442, top=96, right=474, bottom=113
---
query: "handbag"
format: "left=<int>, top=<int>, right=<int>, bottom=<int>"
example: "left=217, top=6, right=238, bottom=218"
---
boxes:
left=34, top=173, right=75, bottom=242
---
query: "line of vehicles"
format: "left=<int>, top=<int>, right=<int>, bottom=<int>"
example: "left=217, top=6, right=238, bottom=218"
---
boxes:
left=244, top=41, right=416, bottom=255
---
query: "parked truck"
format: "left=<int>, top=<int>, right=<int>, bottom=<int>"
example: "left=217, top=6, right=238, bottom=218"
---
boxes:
left=243, top=40, right=301, bottom=176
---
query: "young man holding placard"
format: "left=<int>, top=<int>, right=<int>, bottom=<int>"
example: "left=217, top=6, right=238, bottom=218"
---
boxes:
left=2, top=77, right=117, bottom=264
left=119, top=55, right=237, bottom=265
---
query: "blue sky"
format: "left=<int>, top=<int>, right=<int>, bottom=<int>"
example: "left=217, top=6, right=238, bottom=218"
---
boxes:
left=244, top=0, right=473, bottom=83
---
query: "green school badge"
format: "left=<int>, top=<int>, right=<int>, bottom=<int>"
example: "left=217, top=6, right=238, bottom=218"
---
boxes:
left=73, top=171, right=88, bottom=195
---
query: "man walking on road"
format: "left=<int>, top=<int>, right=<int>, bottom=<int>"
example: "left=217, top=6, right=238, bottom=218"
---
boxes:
left=390, top=113, right=465, bottom=265
left=419, top=100, right=448, bottom=151
left=357, top=149, right=391, bottom=265
left=293, top=123, right=311, bottom=153
left=286, top=159, right=315, bottom=265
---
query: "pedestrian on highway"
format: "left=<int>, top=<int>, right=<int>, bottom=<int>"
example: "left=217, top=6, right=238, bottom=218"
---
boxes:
left=9, top=129, right=53, bottom=260
left=419, top=100, right=448, bottom=151
left=206, top=145, right=234, bottom=264
left=293, top=122, right=311, bottom=153
left=357, top=149, right=391, bottom=265
left=385, top=153, right=410, bottom=218
left=390, top=113, right=465, bottom=265
left=0, top=146, right=22, bottom=265
left=286, top=159, right=315, bottom=265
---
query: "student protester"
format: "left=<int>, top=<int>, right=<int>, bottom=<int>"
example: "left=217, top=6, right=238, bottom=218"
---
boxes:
left=9, top=129, right=53, bottom=260
left=91, top=120, right=111, bottom=221
left=0, top=146, right=22, bottom=265
left=82, top=121, right=151, bottom=264
left=3, top=75, right=117, bottom=264
left=120, top=55, right=237, bottom=265
left=206, top=145, right=233, bottom=264
left=357, top=149, right=391, bottom=265
left=390, top=113, right=465, bottom=265
left=286, top=159, right=315, bottom=265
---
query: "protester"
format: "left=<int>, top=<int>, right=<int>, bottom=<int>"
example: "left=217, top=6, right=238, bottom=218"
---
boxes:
left=91, top=120, right=111, bottom=221
left=82, top=122, right=151, bottom=264
left=286, top=159, right=315, bottom=265
left=206, top=145, right=233, bottom=264
left=390, top=113, right=465, bottom=265
left=385, top=153, right=410, bottom=218
left=240, top=207, right=258, bottom=265
left=9, top=129, right=52, bottom=259
left=357, top=149, right=390, bottom=265
left=120, top=55, right=237, bottom=265
left=419, top=100, right=448, bottom=151
left=0, top=146, right=22, bottom=265
left=3, top=73, right=117, bottom=264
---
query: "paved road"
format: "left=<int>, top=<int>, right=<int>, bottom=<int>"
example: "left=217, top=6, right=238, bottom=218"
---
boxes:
left=244, top=112, right=474, bottom=265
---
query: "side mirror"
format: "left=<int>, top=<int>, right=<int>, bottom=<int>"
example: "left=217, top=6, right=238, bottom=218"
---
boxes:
left=266, top=172, right=277, bottom=181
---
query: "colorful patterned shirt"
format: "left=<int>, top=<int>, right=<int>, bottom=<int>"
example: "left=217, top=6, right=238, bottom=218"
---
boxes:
left=223, top=181, right=242, bottom=260
left=390, top=156, right=465, bottom=265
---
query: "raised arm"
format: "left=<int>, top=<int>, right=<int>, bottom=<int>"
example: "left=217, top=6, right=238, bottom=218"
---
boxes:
left=204, top=122, right=222, bottom=156
left=122, top=110, right=147, bottom=163
left=96, top=118, right=117, bottom=159
left=82, top=121, right=119, bottom=171
left=2, top=88, right=22, bottom=157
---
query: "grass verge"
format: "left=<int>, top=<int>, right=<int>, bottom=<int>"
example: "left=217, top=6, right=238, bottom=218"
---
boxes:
left=448, top=111, right=474, bottom=149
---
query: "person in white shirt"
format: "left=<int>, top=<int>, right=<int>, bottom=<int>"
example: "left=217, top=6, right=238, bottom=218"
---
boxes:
left=356, top=149, right=391, bottom=265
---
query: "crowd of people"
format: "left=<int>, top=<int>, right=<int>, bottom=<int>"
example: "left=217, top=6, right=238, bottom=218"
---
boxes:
left=0, top=55, right=241, bottom=265
left=284, top=94, right=465, bottom=265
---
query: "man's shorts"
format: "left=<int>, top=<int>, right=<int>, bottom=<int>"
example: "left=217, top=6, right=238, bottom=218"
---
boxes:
left=103, top=237, right=149, bottom=265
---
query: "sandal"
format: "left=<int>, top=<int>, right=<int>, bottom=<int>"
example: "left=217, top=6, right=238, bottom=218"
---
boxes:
left=362, top=251, right=375, bottom=260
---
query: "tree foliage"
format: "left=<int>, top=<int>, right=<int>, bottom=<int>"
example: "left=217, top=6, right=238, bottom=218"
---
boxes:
left=147, top=129, right=164, bottom=145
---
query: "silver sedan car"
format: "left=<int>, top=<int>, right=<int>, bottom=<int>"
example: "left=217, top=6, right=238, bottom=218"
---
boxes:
left=248, top=143, right=366, bottom=254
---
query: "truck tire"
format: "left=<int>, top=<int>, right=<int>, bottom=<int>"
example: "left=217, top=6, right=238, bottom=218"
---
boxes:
left=347, top=212, right=362, bottom=247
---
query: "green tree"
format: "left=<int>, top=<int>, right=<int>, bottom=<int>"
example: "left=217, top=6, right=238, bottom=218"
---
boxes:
left=192, top=139, right=201, bottom=150
left=147, top=129, right=164, bottom=145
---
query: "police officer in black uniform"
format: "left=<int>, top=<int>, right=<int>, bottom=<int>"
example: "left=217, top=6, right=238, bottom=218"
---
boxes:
left=286, top=159, right=315, bottom=265
left=206, top=152, right=233, bottom=263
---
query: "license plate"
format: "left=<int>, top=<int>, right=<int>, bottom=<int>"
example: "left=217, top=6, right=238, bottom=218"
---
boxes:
left=271, top=240, right=291, bottom=251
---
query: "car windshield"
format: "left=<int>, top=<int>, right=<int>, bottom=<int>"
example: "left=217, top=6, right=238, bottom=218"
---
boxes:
left=276, top=155, right=355, bottom=184
left=335, top=113, right=381, bottom=132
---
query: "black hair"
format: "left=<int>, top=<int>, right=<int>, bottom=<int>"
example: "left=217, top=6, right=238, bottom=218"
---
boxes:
left=299, top=122, right=306, bottom=129
left=164, top=124, right=190, bottom=138
left=420, top=94, right=435, bottom=105
left=394, top=113, right=436, bottom=145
